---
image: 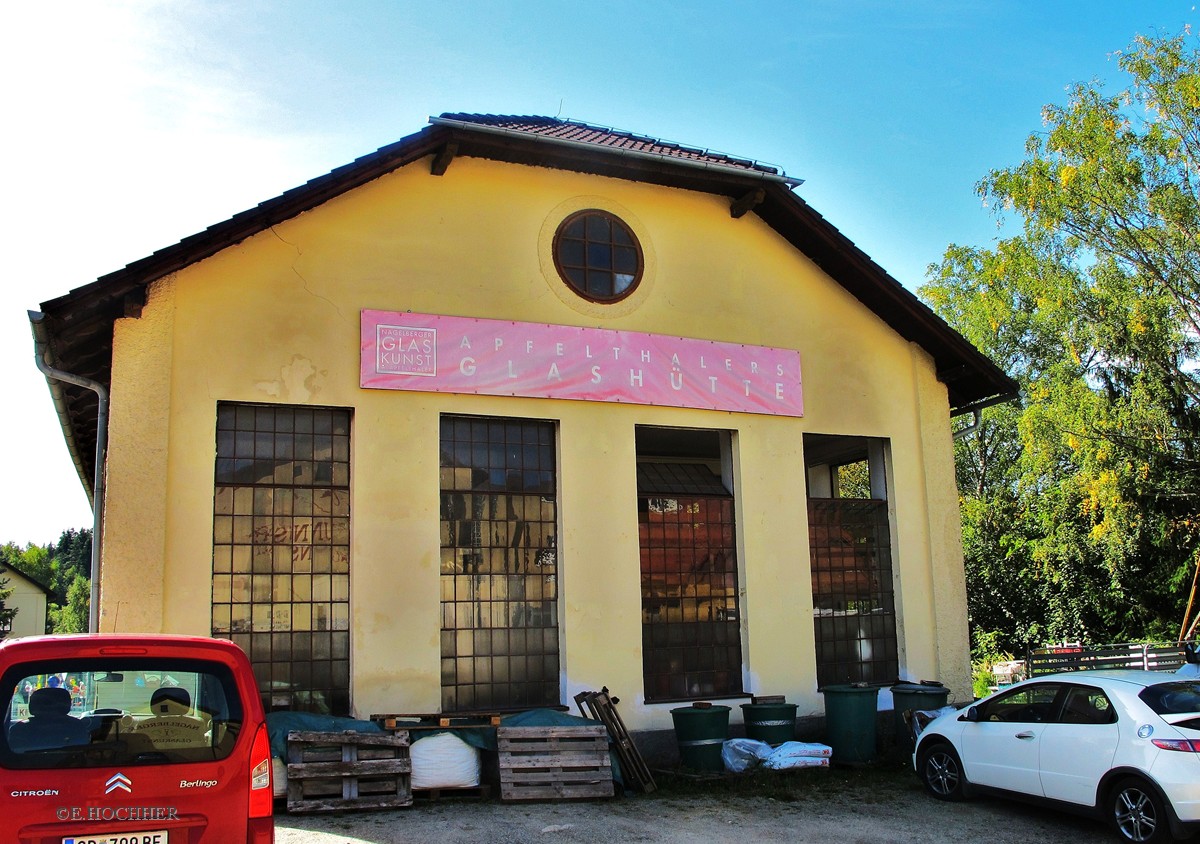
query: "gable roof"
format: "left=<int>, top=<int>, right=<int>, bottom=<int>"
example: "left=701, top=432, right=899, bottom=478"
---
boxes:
left=1, top=565, right=55, bottom=600
left=31, top=113, right=1018, bottom=498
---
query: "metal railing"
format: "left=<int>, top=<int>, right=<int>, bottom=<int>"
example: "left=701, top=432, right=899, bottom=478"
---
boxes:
left=1027, top=642, right=1190, bottom=676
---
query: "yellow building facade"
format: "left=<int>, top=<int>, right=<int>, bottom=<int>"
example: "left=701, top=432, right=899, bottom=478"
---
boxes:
left=33, top=115, right=1015, bottom=734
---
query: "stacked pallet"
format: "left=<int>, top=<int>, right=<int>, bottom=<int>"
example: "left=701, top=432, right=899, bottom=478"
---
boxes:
left=498, top=725, right=613, bottom=801
left=286, top=730, right=413, bottom=813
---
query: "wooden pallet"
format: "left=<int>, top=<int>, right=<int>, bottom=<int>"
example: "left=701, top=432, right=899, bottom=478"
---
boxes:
left=575, top=688, right=656, bottom=793
left=498, top=725, right=613, bottom=801
left=286, top=730, right=413, bottom=813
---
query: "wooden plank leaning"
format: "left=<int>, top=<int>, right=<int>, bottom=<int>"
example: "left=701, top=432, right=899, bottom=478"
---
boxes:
left=574, top=687, right=656, bottom=793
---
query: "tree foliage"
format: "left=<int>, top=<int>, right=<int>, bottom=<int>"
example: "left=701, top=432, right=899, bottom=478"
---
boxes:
left=922, top=30, right=1200, bottom=655
left=48, top=575, right=90, bottom=635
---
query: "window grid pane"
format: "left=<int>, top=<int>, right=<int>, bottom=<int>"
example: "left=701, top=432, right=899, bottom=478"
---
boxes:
left=439, top=415, right=560, bottom=712
left=639, top=494, right=743, bottom=702
left=552, top=210, right=644, bottom=303
left=213, top=402, right=351, bottom=717
left=809, top=498, right=897, bottom=687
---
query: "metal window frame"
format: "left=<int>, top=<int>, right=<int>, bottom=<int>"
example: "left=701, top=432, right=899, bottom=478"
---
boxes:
left=439, top=414, right=561, bottom=712
left=638, top=488, right=744, bottom=702
left=808, top=497, right=898, bottom=687
left=211, top=402, right=352, bottom=716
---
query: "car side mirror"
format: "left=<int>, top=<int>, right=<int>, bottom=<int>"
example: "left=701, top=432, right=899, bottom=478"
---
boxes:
left=960, top=705, right=981, bottom=723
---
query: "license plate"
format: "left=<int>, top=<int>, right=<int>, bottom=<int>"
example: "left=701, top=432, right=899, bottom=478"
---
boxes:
left=62, top=833, right=168, bottom=844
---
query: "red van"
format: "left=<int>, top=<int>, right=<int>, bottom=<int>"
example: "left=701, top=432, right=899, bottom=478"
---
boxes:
left=1, top=634, right=273, bottom=843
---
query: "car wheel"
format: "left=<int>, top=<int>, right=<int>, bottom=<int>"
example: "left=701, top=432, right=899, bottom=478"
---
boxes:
left=1110, top=777, right=1170, bottom=843
left=917, top=741, right=966, bottom=801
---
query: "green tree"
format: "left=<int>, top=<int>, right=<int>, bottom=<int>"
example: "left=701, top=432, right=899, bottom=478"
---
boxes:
left=48, top=573, right=89, bottom=634
left=52, top=529, right=92, bottom=595
left=922, top=29, right=1200, bottom=655
left=13, top=544, right=55, bottom=598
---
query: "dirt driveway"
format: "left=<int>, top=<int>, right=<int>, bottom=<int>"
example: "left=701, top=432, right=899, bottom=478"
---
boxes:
left=275, top=765, right=1113, bottom=843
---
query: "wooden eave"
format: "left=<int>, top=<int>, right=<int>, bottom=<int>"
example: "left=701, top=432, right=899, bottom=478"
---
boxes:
left=35, top=120, right=1017, bottom=496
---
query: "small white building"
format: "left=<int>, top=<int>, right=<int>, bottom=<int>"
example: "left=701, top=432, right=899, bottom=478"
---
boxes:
left=1, top=566, right=52, bottom=639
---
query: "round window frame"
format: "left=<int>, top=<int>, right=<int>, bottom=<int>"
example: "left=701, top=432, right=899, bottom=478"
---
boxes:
left=551, top=209, right=645, bottom=304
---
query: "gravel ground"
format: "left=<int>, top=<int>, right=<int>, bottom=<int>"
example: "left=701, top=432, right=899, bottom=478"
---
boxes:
left=274, top=768, right=1115, bottom=843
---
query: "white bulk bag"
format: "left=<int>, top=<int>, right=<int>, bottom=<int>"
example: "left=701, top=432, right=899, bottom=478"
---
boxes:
left=410, top=731, right=481, bottom=789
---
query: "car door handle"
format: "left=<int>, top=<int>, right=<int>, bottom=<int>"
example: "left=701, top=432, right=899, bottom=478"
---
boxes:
left=1015, top=731, right=1036, bottom=740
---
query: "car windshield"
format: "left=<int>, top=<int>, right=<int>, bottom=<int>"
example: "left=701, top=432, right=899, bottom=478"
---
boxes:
left=1139, top=681, right=1200, bottom=717
left=1, top=657, right=244, bottom=770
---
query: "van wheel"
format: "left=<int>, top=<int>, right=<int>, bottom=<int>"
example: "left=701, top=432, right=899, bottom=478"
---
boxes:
left=917, top=742, right=966, bottom=801
left=1110, top=777, right=1169, bottom=843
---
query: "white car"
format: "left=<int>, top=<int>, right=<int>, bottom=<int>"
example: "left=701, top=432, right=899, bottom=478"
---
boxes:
left=913, top=670, right=1200, bottom=842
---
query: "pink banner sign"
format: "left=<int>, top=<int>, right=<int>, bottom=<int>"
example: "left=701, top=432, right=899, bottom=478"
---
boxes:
left=360, top=310, right=803, bottom=417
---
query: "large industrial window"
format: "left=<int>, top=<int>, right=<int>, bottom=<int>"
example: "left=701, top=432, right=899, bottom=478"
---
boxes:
left=439, top=415, right=560, bottom=712
left=637, top=426, right=743, bottom=702
left=212, top=403, right=351, bottom=716
left=805, top=434, right=897, bottom=687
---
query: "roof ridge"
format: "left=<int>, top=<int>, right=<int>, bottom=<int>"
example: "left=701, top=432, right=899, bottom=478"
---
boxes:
left=433, top=112, right=791, bottom=180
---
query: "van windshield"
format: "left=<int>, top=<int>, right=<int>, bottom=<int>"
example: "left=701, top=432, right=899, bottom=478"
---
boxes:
left=1, top=657, right=245, bottom=770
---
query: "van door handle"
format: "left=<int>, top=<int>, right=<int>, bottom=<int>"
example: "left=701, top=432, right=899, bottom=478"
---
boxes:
left=1015, top=731, right=1036, bottom=740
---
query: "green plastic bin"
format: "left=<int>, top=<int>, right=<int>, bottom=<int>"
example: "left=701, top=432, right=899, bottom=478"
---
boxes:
left=740, top=702, right=798, bottom=745
left=671, top=704, right=730, bottom=771
left=820, top=684, right=879, bottom=765
left=891, top=682, right=949, bottom=752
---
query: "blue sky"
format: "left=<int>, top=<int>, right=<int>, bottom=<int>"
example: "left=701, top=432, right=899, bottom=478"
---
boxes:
left=2, top=0, right=1197, bottom=545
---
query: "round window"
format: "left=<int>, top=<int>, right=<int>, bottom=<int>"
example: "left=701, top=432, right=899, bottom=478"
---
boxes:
left=552, top=210, right=644, bottom=302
